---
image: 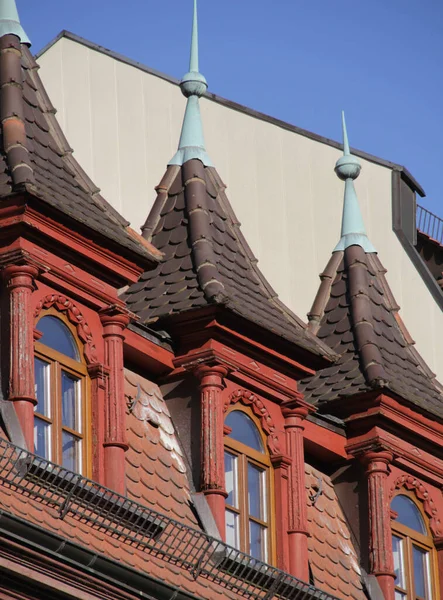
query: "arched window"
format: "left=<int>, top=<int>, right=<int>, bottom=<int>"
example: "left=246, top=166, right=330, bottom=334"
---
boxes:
left=391, top=493, right=437, bottom=600
left=34, top=314, right=89, bottom=474
left=224, top=408, right=273, bottom=561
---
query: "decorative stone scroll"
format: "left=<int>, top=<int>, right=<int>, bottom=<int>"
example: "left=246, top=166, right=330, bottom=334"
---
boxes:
left=34, top=294, right=99, bottom=364
left=389, top=474, right=441, bottom=538
left=224, top=389, right=281, bottom=455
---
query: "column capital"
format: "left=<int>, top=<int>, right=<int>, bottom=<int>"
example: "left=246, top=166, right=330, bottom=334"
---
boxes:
left=194, top=364, right=229, bottom=389
left=361, top=450, right=393, bottom=474
left=2, top=263, right=39, bottom=290
left=99, top=305, right=131, bottom=330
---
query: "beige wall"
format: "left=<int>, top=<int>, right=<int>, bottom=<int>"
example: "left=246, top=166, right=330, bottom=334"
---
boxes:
left=38, top=36, right=443, bottom=381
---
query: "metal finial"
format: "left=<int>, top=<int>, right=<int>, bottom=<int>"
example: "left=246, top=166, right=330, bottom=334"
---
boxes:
left=169, top=0, right=212, bottom=167
left=334, top=112, right=376, bottom=253
left=0, top=0, right=31, bottom=45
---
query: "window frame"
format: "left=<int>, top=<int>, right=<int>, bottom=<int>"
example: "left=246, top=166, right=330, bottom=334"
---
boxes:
left=34, top=310, right=91, bottom=477
left=224, top=406, right=275, bottom=564
left=391, top=491, right=439, bottom=600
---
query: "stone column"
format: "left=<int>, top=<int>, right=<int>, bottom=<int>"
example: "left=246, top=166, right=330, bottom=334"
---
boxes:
left=100, top=308, right=130, bottom=494
left=434, top=537, right=443, bottom=600
left=195, top=365, right=228, bottom=539
left=283, top=404, right=310, bottom=582
left=3, top=264, right=38, bottom=450
left=362, top=450, right=395, bottom=600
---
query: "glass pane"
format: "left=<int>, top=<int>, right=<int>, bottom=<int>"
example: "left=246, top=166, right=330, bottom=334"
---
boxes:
left=249, top=521, right=267, bottom=561
left=225, top=452, right=238, bottom=508
left=62, top=431, right=80, bottom=472
left=413, top=545, right=431, bottom=599
left=225, top=510, right=239, bottom=549
left=392, top=495, right=426, bottom=534
left=38, top=316, right=79, bottom=360
left=394, top=592, right=407, bottom=600
left=392, top=535, right=406, bottom=590
left=248, top=462, right=266, bottom=520
left=34, top=358, right=50, bottom=417
left=34, top=417, right=51, bottom=459
left=62, top=371, right=80, bottom=431
left=225, top=411, right=263, bottom=451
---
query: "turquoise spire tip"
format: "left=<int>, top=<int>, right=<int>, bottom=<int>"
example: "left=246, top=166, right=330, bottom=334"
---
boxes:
left=0, top=0, right=31, bottom=45
left=334, top=112, right=376, bottom=253
left=169, top=0, right=213, bottom=167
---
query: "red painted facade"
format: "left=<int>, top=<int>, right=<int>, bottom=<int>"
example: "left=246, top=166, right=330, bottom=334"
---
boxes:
left=0, top=9, right=440, bottom=600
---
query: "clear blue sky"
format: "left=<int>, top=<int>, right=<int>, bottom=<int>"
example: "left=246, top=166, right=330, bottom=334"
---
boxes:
left=20, top=0, right=443, bottom=214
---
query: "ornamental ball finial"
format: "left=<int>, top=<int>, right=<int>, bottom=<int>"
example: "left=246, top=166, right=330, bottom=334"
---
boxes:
left=335, top=154, right=361, bottom=181
left=180, top=70, right=208, bottom=98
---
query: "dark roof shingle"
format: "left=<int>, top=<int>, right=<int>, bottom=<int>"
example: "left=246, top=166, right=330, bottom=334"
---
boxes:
left=0, top=36, right=159, bottom=264
left=301, top=245, right=443, bottom=417
left=125, top=159, right=336, bottom=360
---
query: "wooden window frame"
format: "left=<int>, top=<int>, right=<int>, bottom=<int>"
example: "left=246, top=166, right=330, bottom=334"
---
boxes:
left=391, top=491, right=439, bottom=600
left=224, top=406, right=275, bottom=564
left=34, top=310, right=91, bottom=477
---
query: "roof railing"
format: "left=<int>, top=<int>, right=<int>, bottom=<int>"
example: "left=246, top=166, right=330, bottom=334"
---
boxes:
left=417, top=205, right=443, bottom=245
left=0, top=438, right=339, bottom=600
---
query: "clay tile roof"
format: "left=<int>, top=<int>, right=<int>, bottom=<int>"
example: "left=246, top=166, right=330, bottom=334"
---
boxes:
left=124, top=369, right=198, bottom=527
left=124, top=159, right=336, bottom=361
left=301, top=245, right=443, bottom=417
left=0, top=35, right=159, bottom=264
left=305, top=464, right=365, bottom=600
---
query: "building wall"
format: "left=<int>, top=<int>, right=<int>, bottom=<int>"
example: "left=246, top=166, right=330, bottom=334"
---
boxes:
left=38, top=36, right=443, bottom=381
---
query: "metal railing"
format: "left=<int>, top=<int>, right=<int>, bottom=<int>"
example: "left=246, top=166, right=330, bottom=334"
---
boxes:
left=0, top=439, right=339, bottom=600
left=417, top=205, right=443, bottom=245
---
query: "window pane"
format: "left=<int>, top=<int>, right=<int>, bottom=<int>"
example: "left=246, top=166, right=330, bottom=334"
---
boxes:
left=38, top=316, right=79, bottom=360
left=62, top=431, right=80, bottom=472
left=225, top=510, right=239, bottom=549
left=34, top=417, right=51, bottom=459
left=391, top=495, right=426, bottom=534
left=248, top=462, right=266, bottom=520
left=413, top=545, right=431, bottom=599
left=249, top=521, right=267, bottom=561
left=225, top=452, right=238, bottom=508
left=62, top=371, right=80, bottom=431
left=34, top=358, right=50, bottom=417
left=394, top=592, right=407, bottom=600
left=225, top=411, right=263, bottom=451
left=392, top=535, right=406, bottom=590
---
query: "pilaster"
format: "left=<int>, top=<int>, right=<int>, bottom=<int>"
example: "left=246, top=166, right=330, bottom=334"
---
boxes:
left=100, top=308, right=130, bottom=494
left=362, top=450, right=395, bottom=600
left=282, top=404, right=310, bottom=582
left=194, top=364, right=228, bottom=539
left=3, top=263, right=38, bottom=449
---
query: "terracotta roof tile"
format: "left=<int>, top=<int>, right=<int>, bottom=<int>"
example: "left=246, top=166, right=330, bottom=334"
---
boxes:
left=302, top=247, right=443, bottom=418
left=125, top=160, right=336, bottom=362
left=306, top=464, right=365, bottom=600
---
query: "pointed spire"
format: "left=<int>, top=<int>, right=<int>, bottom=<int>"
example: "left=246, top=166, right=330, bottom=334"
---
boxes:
left=334, top=112, right=376, bottom=253
left=169, top=0, right=213, bottom=167
left=0, top=0, right=31, bottom=45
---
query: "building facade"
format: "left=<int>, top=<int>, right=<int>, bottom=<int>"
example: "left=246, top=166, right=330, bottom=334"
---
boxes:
left=0, top=3, right=441, bottom=600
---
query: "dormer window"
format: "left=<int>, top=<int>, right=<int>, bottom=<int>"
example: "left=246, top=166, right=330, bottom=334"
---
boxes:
left=34, top=315, right=89, bottom=475
left=224, top=409, right=273, bottom=562
left=391, top=493, right=437, bottom=600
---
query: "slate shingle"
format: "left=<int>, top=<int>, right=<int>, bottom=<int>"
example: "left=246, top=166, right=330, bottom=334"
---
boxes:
left=301, top=246, right=443, bottom=417
left=125, top=159, right=336, bottom=361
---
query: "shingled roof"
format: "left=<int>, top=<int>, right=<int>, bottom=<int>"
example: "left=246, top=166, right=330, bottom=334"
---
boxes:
left=124, top=159, right=336, bottom=360
left=0, top=34, right=159, bottom=264
left=301, top=115, right=443, bottom=418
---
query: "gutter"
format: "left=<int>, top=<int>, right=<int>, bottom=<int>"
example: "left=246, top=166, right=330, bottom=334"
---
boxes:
left=0, top=510, right=199, bottom=600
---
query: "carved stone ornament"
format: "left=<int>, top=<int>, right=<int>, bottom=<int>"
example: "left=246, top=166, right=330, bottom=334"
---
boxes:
left=389, top=474, right=441, bottom=538
left=224, top=389, right=281, bottom=455
left=34, top=294, right=99, bottom=364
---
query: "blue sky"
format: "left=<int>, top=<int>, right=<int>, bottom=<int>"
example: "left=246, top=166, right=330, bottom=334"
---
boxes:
left=20, top=0, right=443, bottom=214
